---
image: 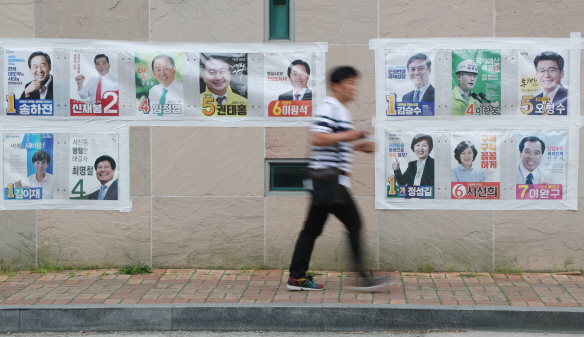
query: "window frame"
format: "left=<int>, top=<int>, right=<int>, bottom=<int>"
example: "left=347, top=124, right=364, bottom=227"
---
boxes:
left=264, top=0, right=295, bottom=42
left=265, top=158, right=309, bottom=196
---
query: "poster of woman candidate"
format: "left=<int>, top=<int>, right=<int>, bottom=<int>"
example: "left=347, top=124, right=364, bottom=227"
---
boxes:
left=386, top=132, right=435, bottom=199
left=135, top=51, right=184, bottom=116
left=4, top=49, right=54, bottom=116
left=70, top=50, right=120, bottom=116
left=515, top=132, right=566, bottom=200
left=517, top=50, right=569, bottom=115
left=450, top=132, right=500, bottom=199
left=264, top=52, right=314, bottom=117
left=200, top=53, right=248, bottom=117
left=3, top=133, right=54, bottom=200
left=451, top=50, right=501, bottom=116
left=384, top=51, right=435, bottom=116
left=69, top=134, right=119, bottom=200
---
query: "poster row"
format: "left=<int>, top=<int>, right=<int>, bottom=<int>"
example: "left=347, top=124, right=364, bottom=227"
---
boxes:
left=0, top=125, right=130, bottom=211
left=2, top=48, right=323, bottom=119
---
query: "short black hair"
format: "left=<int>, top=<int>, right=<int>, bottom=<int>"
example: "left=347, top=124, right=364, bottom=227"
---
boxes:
left=94, top=155, right=116, bottom=170
left=454, top=141, right=478, bottom=164
left=287, top=59, right=310, bottom=78
left=94, top=54, right=109, bottom=64
left=330, top=66, right=359, bottom=84
left=32, top=150, right=51, bottom=165
left=411, top=134, right=433, bottom=154
left=200, top=54, right=231, bottom=69
left=406, top=53, right=431, bottom=69
left=534, top=51, right=564, bottom=71
left=151, top=54, right=175, bottom=71
left=519, top=136, right=545, bottom=155
left=27, top=51, right=51, bottom=68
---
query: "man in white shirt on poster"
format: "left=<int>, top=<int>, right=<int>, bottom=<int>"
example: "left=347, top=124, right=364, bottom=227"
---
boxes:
left=75, top=54, right=119, bottom=104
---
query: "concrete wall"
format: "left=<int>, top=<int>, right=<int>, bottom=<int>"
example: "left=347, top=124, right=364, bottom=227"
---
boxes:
left=1, top=0, right=583, bottom=272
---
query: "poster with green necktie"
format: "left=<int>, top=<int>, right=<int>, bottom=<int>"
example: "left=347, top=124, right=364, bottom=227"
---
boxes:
left=199, top=53, right=248, bottom=117
left=135, top=51, right=184, bottom=116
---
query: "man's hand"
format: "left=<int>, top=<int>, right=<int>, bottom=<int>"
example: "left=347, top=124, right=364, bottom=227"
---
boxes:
left=391, top=157, right=400, bottom=171
left=14, top=180, right=22, bottom=188
left=311, top=130, right=365, bottom=146
left=23, top=80, right=42, bottom=97
left=75, top=74, right=85, bottom=90
left=343, top=129, right=366, bottom=141
left=354, top=141, right=374, bottom=153
left=538, top=178, right=550, bottom=185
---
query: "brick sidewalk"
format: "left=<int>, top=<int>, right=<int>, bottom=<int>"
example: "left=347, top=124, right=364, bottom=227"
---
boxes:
left=0, top=269, right=582, bottom=307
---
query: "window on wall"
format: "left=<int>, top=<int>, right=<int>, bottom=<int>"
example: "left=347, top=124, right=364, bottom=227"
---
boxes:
left=265, top=0, right=295, bottom=41
left=265, top=159, right=308, bottom=195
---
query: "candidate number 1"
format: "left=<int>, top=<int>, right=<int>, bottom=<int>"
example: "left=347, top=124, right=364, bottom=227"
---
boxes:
left=386, top=94, right=396, bottom=115
left=6, top=94, right=16, bottom=114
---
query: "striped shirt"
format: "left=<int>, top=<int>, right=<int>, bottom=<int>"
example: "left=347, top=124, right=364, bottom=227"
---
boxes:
left=307, top=96, right=354, bottom=188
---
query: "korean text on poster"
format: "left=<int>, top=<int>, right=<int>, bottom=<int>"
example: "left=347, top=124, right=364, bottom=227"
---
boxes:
left=70, top=51, right=120, bottom=116
left=385, top=51, right=435, bottom=116
left=264, top=52, right=313, bottom=117
left=5, top=50, right=54, bottom=116
left=135, top=51, right=184, bottom=116
left=200, top=53, right=248, bottom=117
left=451, top=50, right=501, bottom=116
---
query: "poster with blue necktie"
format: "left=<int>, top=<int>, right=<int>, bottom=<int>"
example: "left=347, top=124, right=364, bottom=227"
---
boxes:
left=384, top=51, right=435, bottom=116
left=263, top=52, right=314, bottom=117
left=70, top=50, right=120, bottom=116
left=69, top=134, right=119, bottom=200
left=515, top=132, right=566, bottom=201
left=199, top=53, right=248, bottom=117
left=135, top=51, right=184, bottom=116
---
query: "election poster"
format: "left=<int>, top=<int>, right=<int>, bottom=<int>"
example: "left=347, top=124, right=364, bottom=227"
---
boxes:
left=450, top=133, right=500, bottom=200
left=70, top=51, right=120, bottom=116
left=451, top=50, right=501, bottom=116
left=515, top=132, right=566, bottom=200
left=135, top=51, right=184, bottom=116
left=264, top=52, right=314, bottom=117
left=69, top=134, right=119, bottom=200
left=200, top=53, right=248, bottom=117
left=4, top=49, right=54, bottom=116
left=3, top=133, right=54, bottom=200
left=384, top=51, right=435, bottom=116
left=518, top=50, right=569, bottom=115
left=386, top=132, right=435, bottom=199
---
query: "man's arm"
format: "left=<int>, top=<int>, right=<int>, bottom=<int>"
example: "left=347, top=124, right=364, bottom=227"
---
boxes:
left=311, top=129, right=364, bottom=146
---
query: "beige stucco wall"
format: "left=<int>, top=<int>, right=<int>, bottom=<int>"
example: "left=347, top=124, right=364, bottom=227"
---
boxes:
left=0, top=0, right=583, bottom=272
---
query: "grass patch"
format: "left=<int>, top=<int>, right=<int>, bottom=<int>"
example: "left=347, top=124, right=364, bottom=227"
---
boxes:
left=118, top=262, right=152, bottom=275
left=306, top=270, right=323, bottom=277
left=460, top=272, right=480, bottom=278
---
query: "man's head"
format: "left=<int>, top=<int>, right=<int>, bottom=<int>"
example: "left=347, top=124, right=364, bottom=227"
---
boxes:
left=519, top=136, right=545, bottom=172
left=31, top=150, right=51, bottom=174
left=27, top=51, right=51, bottom=84
left=93, top=155, right=116, bottom=185
left=456, top=59, right=478, bottom=92
left=151, top=54, right=176, bottom=88
left=533, top=51, right=564, bottom=94
left=406, top=53, right=431, bottom=90
left=287, top=59, right=310, bottom=92
left=201, top=55, right=231, bottom=96
left=94, top=54, right=110, bottom=76
left=329, top=66, right=359, bottom=103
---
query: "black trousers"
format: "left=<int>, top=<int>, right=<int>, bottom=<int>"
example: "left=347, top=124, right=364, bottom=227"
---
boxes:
left=289, top=185, right=364, bottom=279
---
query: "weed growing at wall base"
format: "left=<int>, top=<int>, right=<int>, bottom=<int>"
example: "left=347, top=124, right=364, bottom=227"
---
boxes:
left=118, top=262, right=152, bottom=275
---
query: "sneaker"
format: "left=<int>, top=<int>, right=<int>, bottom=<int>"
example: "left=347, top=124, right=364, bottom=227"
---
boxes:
left=351, top=275, right=390, bottom=291
left=287, top=275, right=324, bottom=291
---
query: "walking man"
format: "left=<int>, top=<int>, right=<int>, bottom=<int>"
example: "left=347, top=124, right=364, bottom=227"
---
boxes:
left=287, top=66, right=385, bottom=291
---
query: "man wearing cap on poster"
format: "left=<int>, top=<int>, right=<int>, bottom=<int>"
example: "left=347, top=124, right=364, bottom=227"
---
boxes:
left=87, top=155, right=118, bottom=200
left=20, top=51, right=53, bottom=100
left=402, top=53, right=434, bottom=103
left=533, top=51, right=568, bottom=115
left=200, top=55, right=248, bottom=114
left=75, top=54, right=119, bottom=104
left=451, top=59, right=481, bottom=115
left=278, top=59, right=312, bottom=101
left=148, top=54, right=184, bottom=107
left=516, top=136, right=553, bottom=185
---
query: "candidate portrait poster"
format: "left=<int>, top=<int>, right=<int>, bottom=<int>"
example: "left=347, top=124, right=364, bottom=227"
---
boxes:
left=5, top=49, right=54, bottom=116
left=386, top=132, right=435, bottom=199
left=69, top=134, right=119, bottom=200
left=264, top=52, right=314, bottom=117
left=70, top=50, right=120, bottom=116
left=515, top=132, right=566, bottom=200
left=451, top=50, right=501, bottom=116
left=135, top=51, right=184, bottom=116
left=200, top=53, right=248, bottom=117
left=3, top=133, right=54, bottom=200
left=384, top=51, right=435, bottom=116
left=518, top=50, right=569, bottom=116
left=450, top=133, right=500, bottom=200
